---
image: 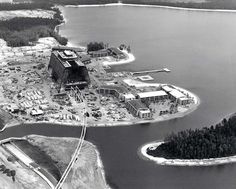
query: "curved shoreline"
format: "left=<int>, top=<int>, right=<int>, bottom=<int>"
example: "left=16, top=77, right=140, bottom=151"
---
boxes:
left=102, top=50, right=135, bottom=66
left=65, top=3, right=236, bottom=13
left=3, top=85, right=200, bottom=128
left=140, top=141, right=236, bottom=166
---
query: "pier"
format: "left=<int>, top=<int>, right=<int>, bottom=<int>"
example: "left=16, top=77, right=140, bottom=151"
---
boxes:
left=132, top=68, right=171, bottom=75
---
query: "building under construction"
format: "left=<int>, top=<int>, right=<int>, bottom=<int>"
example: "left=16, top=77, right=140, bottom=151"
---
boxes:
left=48, top=49, right=90, bottom=91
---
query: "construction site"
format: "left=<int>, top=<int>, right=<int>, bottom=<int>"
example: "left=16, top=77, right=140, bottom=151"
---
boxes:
left=0, top=40, right=197, bottom=128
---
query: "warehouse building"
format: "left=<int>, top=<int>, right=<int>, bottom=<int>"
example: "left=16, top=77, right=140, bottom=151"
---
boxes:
left=162, top=85, right=191, bottom=105
left=48, top=49, right=90, bottom=90
left=107, top=47, right=126, bottom=60
left=169, top=90, right=191, bottom=105
left=126, top=99, right=152, bottom=119
left=88, top=47, right=126, bottom=60
left=77, top=53, right=91, bottom=64
left=97, top=85, right=131, bottom=101
left=137, top=90, right=168, bottom=103
left=88, top=49, right=109, bottom=58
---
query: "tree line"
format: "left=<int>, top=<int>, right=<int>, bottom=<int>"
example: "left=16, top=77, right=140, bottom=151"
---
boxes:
left=0, top=164, right=16, bottom=182
left=0, top=2, right=53, bottom=11
left=147, top=114, right=236, bottom=159
left=87, top=42, right=106, bottom=52
left=14, top=0, right=236, bottom=10
left=0, top=10, right=67, bottom=47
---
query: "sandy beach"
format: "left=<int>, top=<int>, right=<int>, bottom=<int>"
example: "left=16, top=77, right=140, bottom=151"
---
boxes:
left=65, top=2, right=236, bottom=13
left=140, top=141, right=236, bottom=166
left=102, top=50, right=135, bottom=66
left=0, top=9, right=55, bottom=21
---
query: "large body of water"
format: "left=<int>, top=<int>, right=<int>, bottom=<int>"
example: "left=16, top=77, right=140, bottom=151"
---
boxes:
left=58, top=6, right=236, bottom=189
left=2, top=5, right=236, bottom=189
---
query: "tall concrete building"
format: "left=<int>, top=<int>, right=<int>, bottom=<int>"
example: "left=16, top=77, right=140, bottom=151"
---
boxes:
left=48, top=49, right=90, bottom=90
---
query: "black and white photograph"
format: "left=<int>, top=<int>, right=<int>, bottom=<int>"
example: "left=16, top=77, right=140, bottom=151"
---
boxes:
left=0, top=0, right=235, bottom=188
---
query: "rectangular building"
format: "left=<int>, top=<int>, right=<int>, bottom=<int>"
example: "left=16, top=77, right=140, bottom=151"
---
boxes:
left=169, top=89, right=190, bottom=105
left=48, top=49, right=90, bottom=90
left=88, top=49, right=109, bottom=58
left=137, top=90, right=168, bottom=103
left=77, top=53, right=91, bottom=64
left=107, top=47, right=126, bottom=60
left=98, top=85, right=129, bottom=100
left=126, top=99, right=152, bottom=119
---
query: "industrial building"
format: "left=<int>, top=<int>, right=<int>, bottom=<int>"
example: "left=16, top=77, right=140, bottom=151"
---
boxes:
left=169, top=90, right=191, bottom=105
left=162, top=85, right=191, bottom=105
left=48, top=49, right=90, bottom=90
left=88, top=49, right=109, bottom=58
left=126, top=99, right=152, bottom=119
left=107, top=47, right=126, bottom=60
left=77, top=53, right=91, bottom=64
left=137, top=90, right=168, bottom=103
left=88, top=47, right=126, bottom=59
left=97, top=85, right=131, bottom=101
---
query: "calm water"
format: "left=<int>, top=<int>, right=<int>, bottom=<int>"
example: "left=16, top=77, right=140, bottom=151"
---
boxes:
left=3, top=6, right=236, bottom=189
left=59, top=6, right=236, bottom=189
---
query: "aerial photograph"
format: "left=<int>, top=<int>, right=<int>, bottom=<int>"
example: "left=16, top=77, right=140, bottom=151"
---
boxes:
left=0, top=0, right=236, bottom=188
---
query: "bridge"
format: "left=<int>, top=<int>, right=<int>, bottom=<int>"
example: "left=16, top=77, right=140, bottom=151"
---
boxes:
left=55, top=109, right=87, bottom=189
left=131, top=68, right=171, bottom=75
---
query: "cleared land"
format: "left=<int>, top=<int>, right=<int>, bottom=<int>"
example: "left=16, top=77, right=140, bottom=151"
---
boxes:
left=12, top=139, right=62, bottom=181
left=0, top=10, right=55, bottom=21
left=26, top=135, right=110, bottom=189
left=0, top=145, right=50, bottom=189
left=0, top=135, right=110, bottom=189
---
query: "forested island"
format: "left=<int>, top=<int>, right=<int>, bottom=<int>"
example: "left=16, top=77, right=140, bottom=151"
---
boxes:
left=147, top=114, right=236, bottom=160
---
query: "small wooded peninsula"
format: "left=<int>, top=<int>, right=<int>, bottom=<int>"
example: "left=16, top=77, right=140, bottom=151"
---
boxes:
left=147, top=114, right=236, bottom=159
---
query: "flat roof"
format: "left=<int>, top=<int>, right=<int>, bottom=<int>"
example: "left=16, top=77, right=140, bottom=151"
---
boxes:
left=62, top=61, right=71, bottom=68
left=89, top=49, right=108, bottom=54
left=123, top=93, right=135, bottom=99
left=66, top=60, right=84, bottom=67
left=139, top=109, right=151, bottom=114
left=162, top=85, right=174, bottom=92
left=127, top=99, right=149, bottom=111
left=57, top=50, right=78, bottom=60
left=99, top=85, right=129, bottom=94
left=137, top=90, right=167, bottom=98
left=78, top=54, right=91, bottom=62
left=108, top=47, right=124, bottom=55
left=169, top=89, right=185, bottom=99
left=52, top=46, right=84, bottom=52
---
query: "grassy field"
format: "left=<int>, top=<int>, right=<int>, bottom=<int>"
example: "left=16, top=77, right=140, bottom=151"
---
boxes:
left=0, top=109, right=13, bottom=130
left=12, top=139, right=62, bottom=181
left=27, top=135, right=110, bottom=189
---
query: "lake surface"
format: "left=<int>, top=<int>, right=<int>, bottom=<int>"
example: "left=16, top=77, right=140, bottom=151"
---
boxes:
left=3, top=5, right=236, bottom=189
left=58, top=6, right=236, bottom=189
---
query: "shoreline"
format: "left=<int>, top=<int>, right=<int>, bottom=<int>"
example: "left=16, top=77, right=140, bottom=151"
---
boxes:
left=102, top=50, right=135, bottom=66
left=3, top=85, right=200, bottom=128
left=0, top=135, right=111, bottom=189
left=64, top=2, right=236, bottom=13
left=140, top=141, right=236, bottom=166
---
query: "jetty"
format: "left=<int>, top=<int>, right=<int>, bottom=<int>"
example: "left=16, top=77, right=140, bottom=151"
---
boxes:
left=131, top=68, right=170, bottom=75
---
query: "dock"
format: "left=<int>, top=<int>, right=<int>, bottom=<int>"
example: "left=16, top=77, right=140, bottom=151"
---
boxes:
left=132, top=68, right=170, bottom=75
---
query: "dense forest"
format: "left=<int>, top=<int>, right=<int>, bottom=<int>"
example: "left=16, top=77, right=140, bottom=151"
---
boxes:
left=0, top=3, right=53, bottom=11
left=15, top=0, right=236, bottom=10
left=87, top=42, right=105, bottom=52
left=0, top=7, right=67, bottom=47
left=147, top=114, right=236, bottom=159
